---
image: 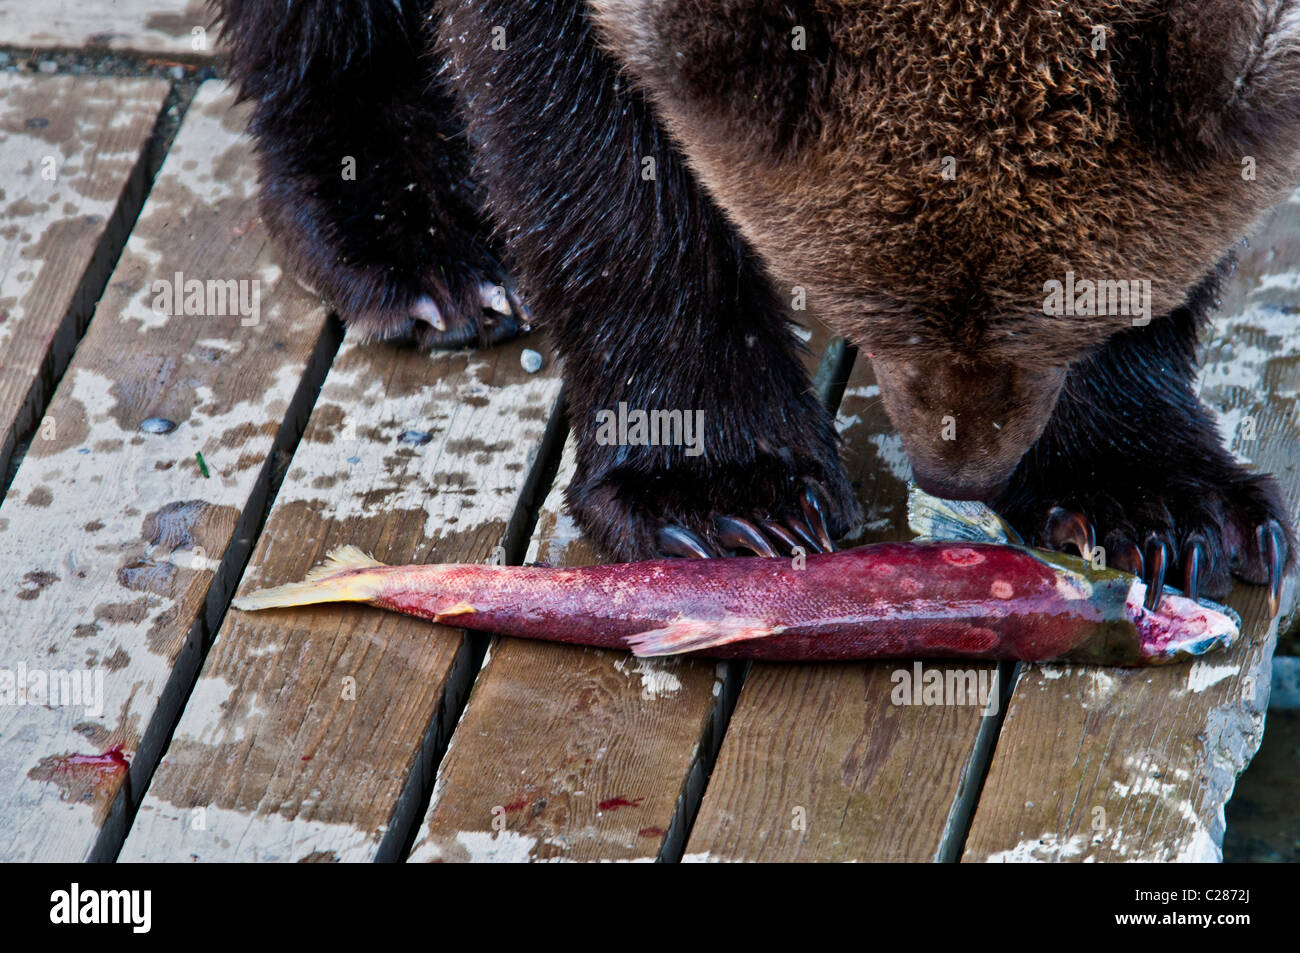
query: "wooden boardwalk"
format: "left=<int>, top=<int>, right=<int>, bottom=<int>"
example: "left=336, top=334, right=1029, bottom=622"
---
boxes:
left=1, top=13, right=1297, bottom=862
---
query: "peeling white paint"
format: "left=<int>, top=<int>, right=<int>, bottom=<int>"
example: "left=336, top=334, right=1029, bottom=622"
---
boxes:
left=0, top=75, right=165, bottom=357
left=0, top=84, right=326, bottom=862
left=1186, top=662, right=1241, bottom=694
left=272, top=338, right=559, bottom=541
left=1083, top=670, right=1117, bottom=707
left=867, top=432, right=913, bottom=484
left=119, top=802, right=377, bottom=863
left=0, top=1, right=222, bottom=57
left=985, top=831, right=1089, bottom=863
left=613, top=655, right=683, bottom=699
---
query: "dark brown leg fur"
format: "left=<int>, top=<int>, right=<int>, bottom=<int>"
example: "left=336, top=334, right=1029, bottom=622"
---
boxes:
left=437, top=0, right=860, bottom=560
left=216, top=0, right=527, bottom=348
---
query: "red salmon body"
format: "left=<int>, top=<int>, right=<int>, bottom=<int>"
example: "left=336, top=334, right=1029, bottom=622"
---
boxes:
left=234, top=539, right=1238, bottom=666
left=371, top=543, right=1136, bottom=662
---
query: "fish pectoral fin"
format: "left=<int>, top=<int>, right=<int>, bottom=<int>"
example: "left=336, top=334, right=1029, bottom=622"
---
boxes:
left=626, top=617, right=782, bottom=657
left=433, top=602, right=477, bottom=623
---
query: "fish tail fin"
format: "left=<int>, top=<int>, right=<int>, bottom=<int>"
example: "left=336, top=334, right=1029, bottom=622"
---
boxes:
left=232, top=545, right=389, bottom=611
left=906, top=484, right=1021, bottom=544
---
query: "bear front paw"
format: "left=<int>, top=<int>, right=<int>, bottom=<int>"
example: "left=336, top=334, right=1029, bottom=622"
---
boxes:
left=1000, top=467, right=1293, bottom=616
left=564, top=448, right=861, bottom=563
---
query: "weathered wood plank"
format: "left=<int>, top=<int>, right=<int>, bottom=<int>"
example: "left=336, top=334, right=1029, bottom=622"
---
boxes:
left=0, top=82, right=333, bottom=861
left=0, top=74, right=169, bottom=498
left=405, top=439, right=729, bottom=862
left=119, top=335, right=564, bottom=862
left=407, top=322, right=835, bottom=863
left=683, top=356, right=1002, bottom=862
left=962, top=190, right=1300, bottom=863
left=0, top=1, right=218, bottom=59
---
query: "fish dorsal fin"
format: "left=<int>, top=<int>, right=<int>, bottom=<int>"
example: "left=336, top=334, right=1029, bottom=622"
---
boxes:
left=906, top=485, right=1022, bottom=544
left=304, top=545, right=386, bottom=583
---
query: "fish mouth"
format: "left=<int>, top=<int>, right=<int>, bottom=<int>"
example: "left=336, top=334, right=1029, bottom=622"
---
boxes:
left=1125, top=582, right=1241, bottom=663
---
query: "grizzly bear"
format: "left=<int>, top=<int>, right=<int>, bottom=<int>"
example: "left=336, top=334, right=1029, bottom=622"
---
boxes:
left=217, top=0, right=1298, bottom=611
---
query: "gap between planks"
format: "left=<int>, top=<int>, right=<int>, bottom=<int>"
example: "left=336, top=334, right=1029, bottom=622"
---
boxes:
left=0, top=0, right=220, bottom=60
left=118, top=333, right=568, bottom=862
left=960, top=190, right=1300, bottom=863
left=680, top=353, right=1006, bottom=863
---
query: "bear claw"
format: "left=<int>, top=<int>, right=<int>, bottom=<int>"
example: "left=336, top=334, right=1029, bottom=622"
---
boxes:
left=799, top=484, right=836, bottom=552
left=479, top=281, right=512, bottom=316
left=1258, top=519, right=1287, bottom=618
left=1180, top=534, right=1207, bottom=602
left=1028, top=492, right=1290, bottom=617
left=760, top=519, right=807, bottom=555
left=656, top=525, right=718, bottom=559
left=715, top=516, right=779, bottom=557
left=411, top=295, right=446, bottom=331
left=658, top=485, right=840, bottom=559
left=1111, top=537, right=1144, bottom=578
left=1046, top=507, right=1096, bottom=563
left=1142, top=533, right=1169, bottom=612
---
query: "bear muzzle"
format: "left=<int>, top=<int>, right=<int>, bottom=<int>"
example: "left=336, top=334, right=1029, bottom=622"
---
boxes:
left=871, top=355, right=1068, bottom=503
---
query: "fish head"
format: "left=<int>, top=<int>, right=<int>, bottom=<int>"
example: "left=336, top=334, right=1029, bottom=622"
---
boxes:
left=1125, top=584, right=1241, bottom=664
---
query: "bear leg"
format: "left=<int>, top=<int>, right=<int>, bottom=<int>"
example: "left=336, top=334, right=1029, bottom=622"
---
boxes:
left=217, top=0, right=527, bottom=348
left=436, top=0, right=860, bottom=560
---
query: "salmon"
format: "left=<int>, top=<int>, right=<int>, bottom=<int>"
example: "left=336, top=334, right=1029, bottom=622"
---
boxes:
left=232, top=488, right=1239, bottom=666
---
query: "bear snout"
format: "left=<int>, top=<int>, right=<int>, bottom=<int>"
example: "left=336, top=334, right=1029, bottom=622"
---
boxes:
left=871, top=355, right=1068, bottom=503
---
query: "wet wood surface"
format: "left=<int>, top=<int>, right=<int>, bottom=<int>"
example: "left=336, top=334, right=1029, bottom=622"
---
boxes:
left=0, top=82, right=331, bottom=861
left=0, top=74, right=168, bottom=497
left=407, top=324, right=835, bottom=862
left=683, top=357, right=1003, bottom=862
left=406, top=438, right=732, bottom=862
left=119, top=334, right=563, bottom=861
left=0, top=0, right=218, bottom=59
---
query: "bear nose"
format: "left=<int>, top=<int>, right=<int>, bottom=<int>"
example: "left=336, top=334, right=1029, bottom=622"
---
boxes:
left=910, top=463, right=1011, bottom=502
